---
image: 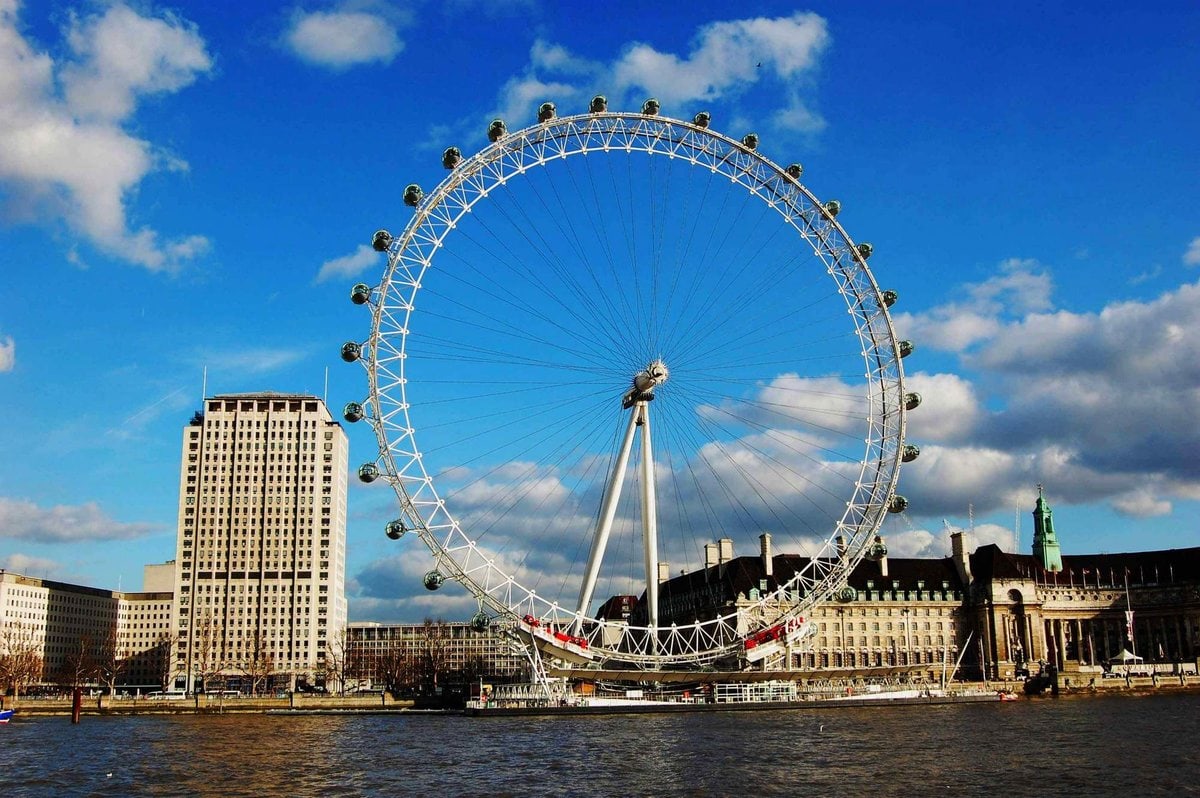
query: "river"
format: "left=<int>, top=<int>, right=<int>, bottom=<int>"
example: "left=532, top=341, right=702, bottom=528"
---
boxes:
left=2, top=692, right=1197, bottom=797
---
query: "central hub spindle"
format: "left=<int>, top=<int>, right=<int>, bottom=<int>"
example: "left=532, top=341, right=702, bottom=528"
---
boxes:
left=622, top=359, right=669, bottom=409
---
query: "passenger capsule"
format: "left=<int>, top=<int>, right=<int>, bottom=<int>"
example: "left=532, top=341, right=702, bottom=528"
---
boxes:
left=693, top=111, right=711, bottom=128
left=350, top=283, right=371, bottom=305
left=888, top=494, right=909, bottom=513
left=385, top=519, right=407, bottom=540
left=898, top=340, right=915, bottom=359
left=785, top=163, right=803, bottom=180
left=902, top=443, right=921, bottom=462
left=824, top=199, right=841, bottom=218
left=342, top=402, right=365, bottom=423
left=867, top=537, right=889, bottom=561
left=741, top=133, right=759, bottom=151
left=358, top=463, right=379, bottom=483
left=537, top=101, right=556, bottom=122
left=340, top=341, right=361, bottom=363
left=590, top=94, right=608, bottom=113
left=470, top=612, right=490, bottom=632
left=372, top=229, right=393, bottom=252
left=423, top=570, right=444, bottom=591
left=879, top=289, right=898, bottom=308
left=442, top=146, right=462, bottom=169
left=838, top=586, right=858, bottom=602
left=642, top=98, right=660, bottom=115
left=403, top=184, right=423, bottom=207
left=487, top=119, right=507, bottom=142
left=857, top=242, right=873, bottom=260
left=904, top=392, right=922, bottom=411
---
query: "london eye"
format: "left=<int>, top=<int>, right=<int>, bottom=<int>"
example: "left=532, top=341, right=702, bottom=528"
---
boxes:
left=343, top=98, right=917, bottom=669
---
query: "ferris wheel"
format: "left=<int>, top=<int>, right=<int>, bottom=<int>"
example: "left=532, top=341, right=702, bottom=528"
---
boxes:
left=342, top=97, right=918, bottom=669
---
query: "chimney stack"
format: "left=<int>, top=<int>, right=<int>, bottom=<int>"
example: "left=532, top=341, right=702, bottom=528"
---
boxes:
left=718, top=537, right=734, bottom=564
left=704, top=542, right=719, bottom=569
left=951, top=530, right=972, bottom=585
left=658, top=561, right=671, bottom=584
left=760, top=533, right=773, bottom=578
left=836, top=535, right=847, bottom=560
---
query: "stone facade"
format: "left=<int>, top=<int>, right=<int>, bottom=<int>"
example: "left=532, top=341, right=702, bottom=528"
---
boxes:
left=172, top=393, right=349, bottom=691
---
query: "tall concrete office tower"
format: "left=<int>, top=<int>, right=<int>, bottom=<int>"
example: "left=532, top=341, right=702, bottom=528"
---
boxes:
left=172, top=393, right=349, bottom=692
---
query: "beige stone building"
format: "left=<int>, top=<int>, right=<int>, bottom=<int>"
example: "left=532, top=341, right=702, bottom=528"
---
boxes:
left=0, top=564, right=175, bottom=689
left=347, top=621, right=527, bottom=691
left=171, top=393, right=349, bottom=691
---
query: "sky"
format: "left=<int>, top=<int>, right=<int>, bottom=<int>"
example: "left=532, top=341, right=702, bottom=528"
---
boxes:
left=0, top=0, right=1197, bottom=624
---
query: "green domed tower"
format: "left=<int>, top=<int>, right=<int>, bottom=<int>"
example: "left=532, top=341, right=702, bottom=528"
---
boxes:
left=1032, top=484, right=1063, bottom=573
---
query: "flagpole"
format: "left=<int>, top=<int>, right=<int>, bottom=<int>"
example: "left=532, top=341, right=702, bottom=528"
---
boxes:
left=1124, top=568, right=1137, bottom=661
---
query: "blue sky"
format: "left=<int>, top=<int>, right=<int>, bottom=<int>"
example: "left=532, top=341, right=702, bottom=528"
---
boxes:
left=1, top=0, right=1197, bottom=623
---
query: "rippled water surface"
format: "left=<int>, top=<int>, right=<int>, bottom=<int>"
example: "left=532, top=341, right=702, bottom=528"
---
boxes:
left=3, top=693, right=1198, bottom=797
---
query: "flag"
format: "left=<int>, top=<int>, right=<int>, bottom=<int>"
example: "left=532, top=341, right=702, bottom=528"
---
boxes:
left=1125, top=610, right=1135, bottom=641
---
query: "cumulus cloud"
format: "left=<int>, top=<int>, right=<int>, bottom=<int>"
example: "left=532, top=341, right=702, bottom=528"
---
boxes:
left=611, top=13, right=827, bottom=111
left=1185, top=237, right=1200, bottom=266
left=316, top=243, right=383, bottom=283
left=0, top=335, right=13, bottom=371
left=0, top=498, right=160, bottom=542
left=895, top=270, right=1200, bottom=528
left=882, top=521, right=1014, bottom=560
left=1112, top=490, right=1172, bottom=518
left=904, top=372, right=983, bottom=445
left=284, top=9, right=403, bottom=69
left=0, top=2, right=212, bottom=271
left=893, top=259, right=1052, bottom=353
left=0, top=552, right=62, bottom=577
left=492, top=11, right=829, bottom=136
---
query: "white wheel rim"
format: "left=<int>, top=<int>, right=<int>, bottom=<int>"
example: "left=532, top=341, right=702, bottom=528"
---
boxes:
left=356, top=111, right=908, bottom=667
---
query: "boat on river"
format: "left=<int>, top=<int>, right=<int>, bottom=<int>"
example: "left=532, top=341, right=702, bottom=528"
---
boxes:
left=464, top=680, right=1004, bottom=716
left=0, top=709, right=14, bottom=724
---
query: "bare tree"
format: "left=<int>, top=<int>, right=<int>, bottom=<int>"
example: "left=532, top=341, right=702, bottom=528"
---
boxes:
left=191, top=611, right=224, bottom=693
left=325, top=625, right=355, bottom=694
left=419, top=618, right=450, bottom=695
left=153, top=631, right=180, bottom=691
left=376, top=642, right=418, bottom=695
left=60, top=635, right=96, bottom=691
left=0, top=621, right=44, bottom=700
left=239, top=631, right=274, bottom=695
left=94, top=624, right=127, bottom=696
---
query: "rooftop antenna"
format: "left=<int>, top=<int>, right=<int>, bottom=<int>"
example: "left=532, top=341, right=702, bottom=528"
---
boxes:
left=323, top=366, right=329, bottom=405
left=201, top=366, right=208, bottom=403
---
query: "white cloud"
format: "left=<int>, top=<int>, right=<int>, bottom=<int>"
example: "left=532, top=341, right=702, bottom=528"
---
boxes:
left=0, top=552, right=62, bottom=577
left=904, top=372, right=983, bottom=444
left=316, top=244, right=382, bottom=283
left=893, top=259, right=1051, bottom=353
left=1185, top=237, right=1200, bottom=266
left=611, top=12, right=828, bottom=109
left=284, top=10, right=402, bottom=69
left=490, top=12, right=829, bottom=136
left=1112, top=490, right=1172, bottom=518
left=199, top=346, right=309, bottom=375
left=60, top=5, right=213, bottom=121
left=891, top=275, right=1200, bottom=523
left=0, top=2, right=212, bottom=271
left=0, top=335, right=13, bottom=371
left=0, top=497, right=159, bottom=542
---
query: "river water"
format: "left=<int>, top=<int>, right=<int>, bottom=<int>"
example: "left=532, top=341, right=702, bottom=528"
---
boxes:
left=2, top=692, right=1197, bottom=797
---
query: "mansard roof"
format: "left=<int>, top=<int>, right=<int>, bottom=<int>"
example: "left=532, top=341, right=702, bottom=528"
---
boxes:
left=969, top=543, right=1200, bottom=585
left=655, top=552, right=966, bottom=607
